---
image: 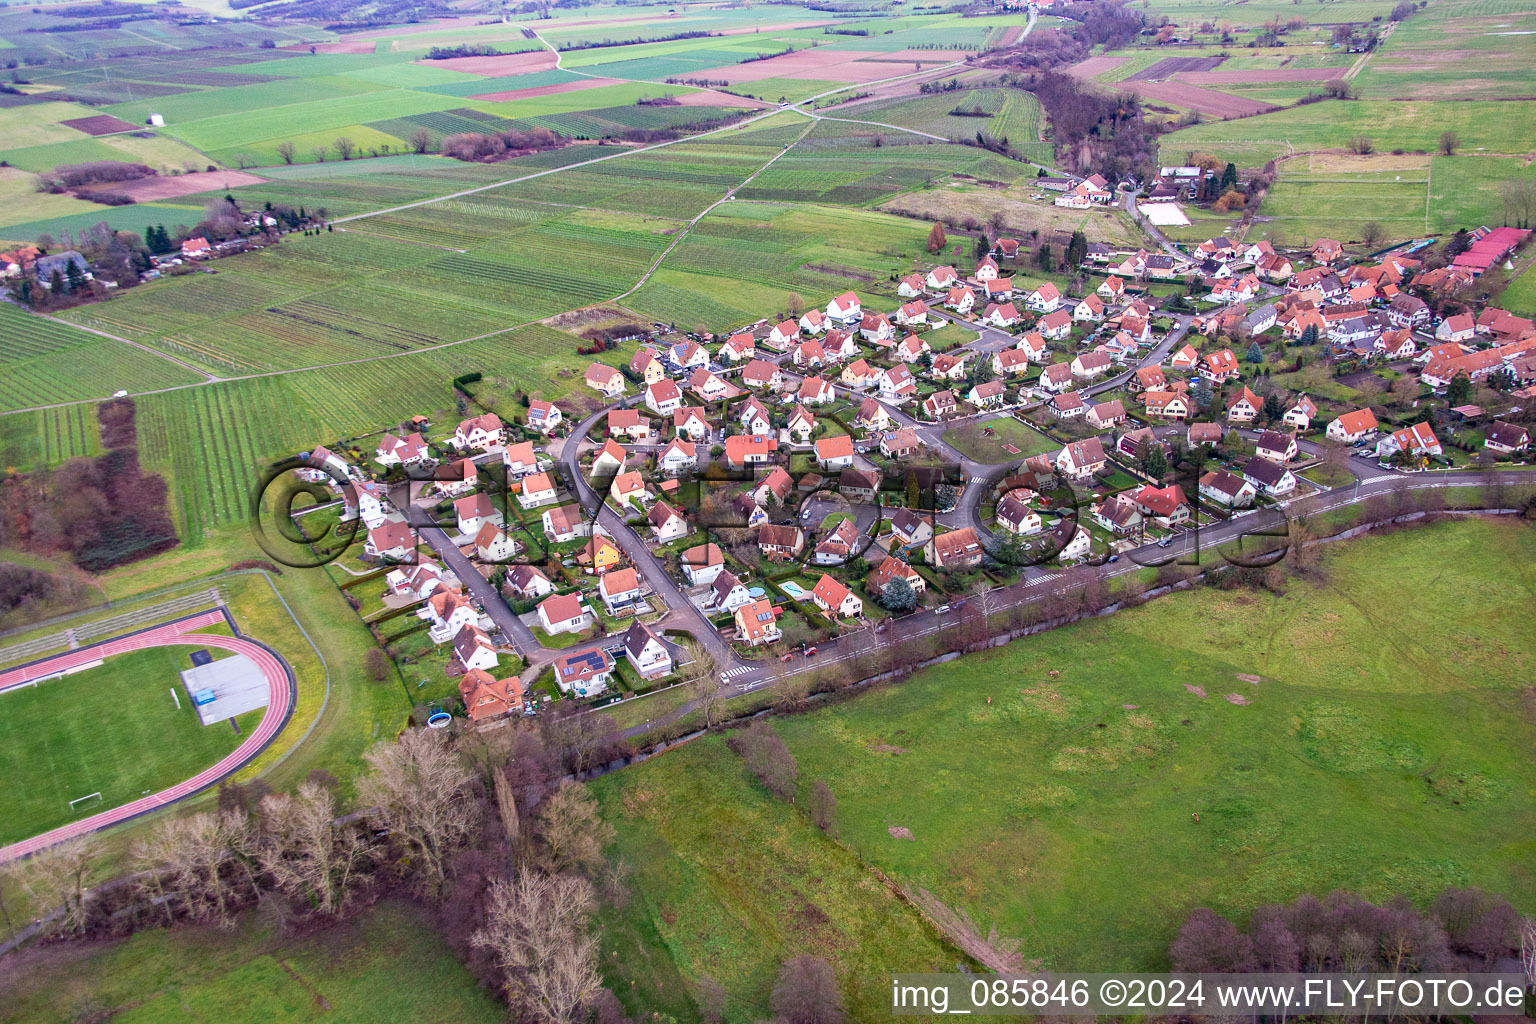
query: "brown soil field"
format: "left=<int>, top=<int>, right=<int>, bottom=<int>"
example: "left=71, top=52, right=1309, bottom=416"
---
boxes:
left=671, top=89, right=772, bottom=108
left=1175, top=67, right=1346, bottom=84
left=998, top=25, right=1025, bottom=46
left=1118, top=80, right=1275, bottom=117
left=60, top=114, right=139, bottom=136
left=416, top=50, right=559, bottom=75
left=114, top=170, right=267, bottom=201
left=470, top=77, right=620, bottom=102
left=1065, top=55, right=1127, bottom=79
left=1124, top=55, right=1225, bottom=81
left=695, top=48, right=957, bottom=84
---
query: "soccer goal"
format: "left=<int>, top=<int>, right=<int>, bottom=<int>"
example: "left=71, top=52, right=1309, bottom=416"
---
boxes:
left=68, top=792, right=103, bottom=811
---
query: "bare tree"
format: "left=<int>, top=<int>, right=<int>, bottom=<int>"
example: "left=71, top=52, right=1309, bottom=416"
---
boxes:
left=728, top=719, right=798, bottom=802
left=772, top=666, right=811, bottom=713
left=808, top=779, right=837, bottom=833
left=494, top=765, right=523, bottom=858
left=1519, top=916, right=1536, bottom=994
left=357, top=728, right=480, bottom=899
left=13, top=836, right=98, bottom=936
left=1348, top=134, right=1373, bottom=155
left=410, top=127, right=432, bottom=154
left=1439, top=131, right=1460, bottom=156
left=311, top=144, right=329, bottom=163
left=474, top=871, right=602, bottom=1024
left=969, top=581, right=1003, bottom=647
left=533, top=781, right=614, bottom=878
left=1360, top=220, right=1385, bottom=247
left=275, top=141, right=296, bottom=165
left=544, top=704, right=627, bottom=777
left=688, top=671, right=725, bottom=731
left=258, top=781, right=368, bottom=917
left=771, top=955, right=845, bottom=1024
left=233, top=152, right=257, bottom=170
left=786, top=291, right=805, bottom=317
left=334, top=136, right=356, bottom=161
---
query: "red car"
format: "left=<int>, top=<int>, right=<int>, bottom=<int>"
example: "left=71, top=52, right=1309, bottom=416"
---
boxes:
left=805, top=647, right=818, bottom=657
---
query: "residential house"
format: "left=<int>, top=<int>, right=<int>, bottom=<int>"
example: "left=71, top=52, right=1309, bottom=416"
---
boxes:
left=993, top=348, right=1033, bottom=377
left=1130, top=484, right=1191, bottom=526
left=930, top=351, right=970, bottom=381
left=455, top=493, right=500, bottom=535
left=799, top=308, right=828, bottom=335
left=787, top=404, right=816, bottom=443
left=680, top=542, right=725, bottom=587
left=841, top=358, right=879, bottom=389
left=1198, top=237, right=1239, bottom=263
left=815, top=434, right=856, bottom=470
left=981, top=301, right=1020, bottom=328
left=1485, top=420, right=1529, bottom=454
left=1242, top=455, right=1296, bottom=497
left=974, top=255, right=1000, bottom=281
left=827, top=291, right=861, bottom=324
left=1255, top=430, right=1298, bottom=463
left=1257, top=253, right=1293, bottom=283
left=867, top=555, right=925, bottom=599
left=1199, top=349, right=1241, bottom=383
left=734, top=598, right=782, bottom=646
left=968, top=379, right=1006, bottom=409
left=669, top=341, right=709, bottom=370
left=719, top=332, right=755, bottom=363
left=552, top=649, right=613, bottom=696
left=578, top=534, right=625, bottom=574
left=1048, top=391, right=1085, bottom=420
left=645, top=379, right=684, bottom=415
left=1039, top=362, right=1075, bottom=393
left=424, top=584, right=479, bottom=643
left=898, top=273, right=926, bottom=298
left=810, top=573, right=863, bottom=619
left=1098, top=275, right=1126, bottom=301
left=984, top=278, right=1014, bottom=301
left=1244, top=303, right=1279, bottom=336
left=1025, top=282, right=1062, bottom=313
left=759, top=524, right=804, bottom=560
left=1169, top=344, right=1200, bottom=370
left=527, top=400, right=562, bottom=435
left=926, top=526, right=984, bottom=569
left=366, top=520, right=416, bottom=562
left=647, top=501, right=688, bottom=542
left=1143, top=389, right=1191, bottom=420
left=622, top=621, right=673, bottom=679
left=606, top=408, right=652, bottom=443
left=537, top=592, right=590, bottom=635
left=895, top=334, right=930, bottom=363
left=889, top=508, right=933, bottom=550
left=944, top=286, right=976, bottom=314
left=1073, top=294, right=1105, bottom=322
left=1144, top=255, right=1179, bottom=280
left=452, top=624, right=500, bottom=674
left=724, top=433, right=778, bottom=468
left=1283, top=394, right=1319, bottom=431
left=505, top=564, right=555, bottom=600
left=706, top=570, right=754, bottom=614
left=767, top=320, right=800, bottom=350
left=798, top=376, right=835, bottom=405
left=879, top=364, right=918, bottom=400
left=996, top=237, right=1021, bottom=260
left=1086, top=399, right=1125, bottom=429
left=541, top=504, right=589, bottom=544
left=599, top=567, right=645, bottom=615
left=824, top=329, right=861, bottom=361
left=1311, top=238, right=1344, bottom=265
left=1375, top=421, right=1441, bottom=460
left=732, top=493, right=769, bottom=527
left=473, top=522, right=520, bottom=562
left=590, top=439, right=627, bottom=478
left=459, top=670, right=520, bottom=722
left=453, top=412, right=503, bottom=451
left=1380, top=330, right=1417, bottom=360
left=812, top=518, right=860, bottom=566
left=854, top=398, right=891, bottom=432
left=995, top=492, right=1042, bottom=535
left=1094, top=494, right=1144, bottom=537
left=1187, top=421, right=1224, bottom=448
left=839, top=467, right=880, bottom=502
left=895, top=299, right=929, bottom=326
left=687, top=368, right=733, bottom=403
left=742, top=359, right=783, bottom=391
left=790, top=340, right=826, bottom=370
left=1200, top=468, right=1256, bottom=507
left=738, top=398, right=774, bottom=439
left=609, top=470, right=649, bottom=507
left=753, top=468, right=795, bottom=508
left=880, top=428, right=922, bottom=458
left=1050, top=519, right=1092, bottom=562
left=506, top=465, right=557, bottom=508
left=1436, top=314, right=1476, bottom=343
left=926, top=265, right=958, bottom=289
left=375, top=431, right=429, bottom=467
left=503, top=440, right=540, bottom=477
left=1071, top=350, right=1112, bottom=381
left=1326, top=408, right=1379, bottom=444
left=673, top=407, right=710, bottom=441
left=657, top=438, right=698, bottom=476
left=1057, top=437, right=1108, bottom=480
left=631, top=348, right=665, bottom=386
left=859, top=313, right=896, bottom=344
left=1225, top=385, right=1261, bottom=424
left=1016, top=332, right=1050, bottom=364
left=1037, top=309, right=1073, bottom=340
left=387, top=561, right=447, bottom=600
left=1386, top=294, right=1431, bottom=330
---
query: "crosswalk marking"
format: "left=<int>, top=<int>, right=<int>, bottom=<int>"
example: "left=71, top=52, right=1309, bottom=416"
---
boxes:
left=721, top=664, right=756, bottom=679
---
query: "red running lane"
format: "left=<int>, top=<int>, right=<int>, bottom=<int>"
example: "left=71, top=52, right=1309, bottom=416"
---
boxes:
left=0, top=610, right=294, bottom=861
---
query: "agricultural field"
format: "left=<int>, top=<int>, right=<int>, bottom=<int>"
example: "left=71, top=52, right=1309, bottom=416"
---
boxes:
left=1496, top=267, right=1536, bottom=318
left=0, top=901, right=505, bottom=1024
left=1352, top=0, right=1536, bottom=100
left=0, top=643, right=258, bottom=845
left=1159, top=98, right=1536, bottom=167
left=1256, top=152, right=1536, bottom=245
left=830, top=86, right=1054, bottom=164
left=880, top=181, right=1140, bottom=247
left=593, top=518, right=1536, bottom=1009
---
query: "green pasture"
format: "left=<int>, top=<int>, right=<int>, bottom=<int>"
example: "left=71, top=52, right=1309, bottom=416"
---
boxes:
left=832, top=86, right=1052, bottom=162
left=0, top=901, right=504, bottom=1024
left=1353, top=0, right=1536, bottom=100
left=591, top=518, right=1536, bottom=1017
left=0, top=643, right=256, bottom=846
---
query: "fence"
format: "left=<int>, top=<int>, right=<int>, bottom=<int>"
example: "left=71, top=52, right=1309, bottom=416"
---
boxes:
left=0, top=588, right=224, bottom=669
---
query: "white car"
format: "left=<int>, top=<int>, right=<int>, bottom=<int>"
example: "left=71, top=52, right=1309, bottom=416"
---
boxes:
left=112, top=390, right=128, bottom=398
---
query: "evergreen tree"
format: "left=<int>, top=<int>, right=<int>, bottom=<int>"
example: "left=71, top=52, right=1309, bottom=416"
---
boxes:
left=1067, top=229, right=1088, bottom=269
left=64, top=257, right=86, bottom=291
left=1446, top=373, right=1472, bottom=406
left=1262, top=391, right=1285, bottom=421
left=1221, top=162, right=1238, bottom=192
left=49, top=268, right=65, bottom=294
left=1300, top=323, right=1319, bottom=347
left=905, top=470, right=920, bottom=510
left=1037, top=243, right=1052, bottom=272
left=1246, top=340, right=1263, bottom=363
left=1139, top=444, right=1168, bottom=479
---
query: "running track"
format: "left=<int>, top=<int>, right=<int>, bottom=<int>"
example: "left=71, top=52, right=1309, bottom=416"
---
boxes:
left=0, top=609, right=296, bottom=861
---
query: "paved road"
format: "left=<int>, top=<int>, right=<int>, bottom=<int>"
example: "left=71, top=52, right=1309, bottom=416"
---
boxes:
left=408, top=511, right=544, bottom=659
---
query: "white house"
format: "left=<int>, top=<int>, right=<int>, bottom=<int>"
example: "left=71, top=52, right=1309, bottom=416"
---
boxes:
left=527, top=400, right=562, bottom=435
left=516, top=472, right=559, bottom=510
left=622, top=621, right=672, bottom=679
left=1025, top=282, right=1062, bottom=313
left=658, top=438, right=698, bottom=476
left=645, top=379, right=684, bottom=416
left=827, top=291, right=861, bottom=324
left=1326, top=408, right=1379, bottom=444
left=455, top=493, right=500, bottom=536
left=537, top=592, right=590, bottom=635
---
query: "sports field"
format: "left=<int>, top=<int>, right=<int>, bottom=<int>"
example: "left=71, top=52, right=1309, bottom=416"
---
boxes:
left=0, top=643, right=259, bottom=845
left=591, top=518, right=1536, bottom=1013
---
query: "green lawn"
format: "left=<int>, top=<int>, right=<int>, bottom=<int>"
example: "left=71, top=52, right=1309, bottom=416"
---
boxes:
left=0, top=644, right=259, bottom=845
left=942, top=416, right=1056, bottom=463
left=593, top=517, right=1536, bottom=1007
left=0, top=900, right=504, bottom=1024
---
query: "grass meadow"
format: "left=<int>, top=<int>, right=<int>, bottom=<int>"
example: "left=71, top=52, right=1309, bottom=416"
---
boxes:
left=1353, top=0, right=1536, bottom=100
left=592, top=518, right=1536, bottom=1016
left=0, top=643, right=256, bottom=845
left=831, top=87, right=1054, bottom=164
left=0, top=900, right=504, bottom=1024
